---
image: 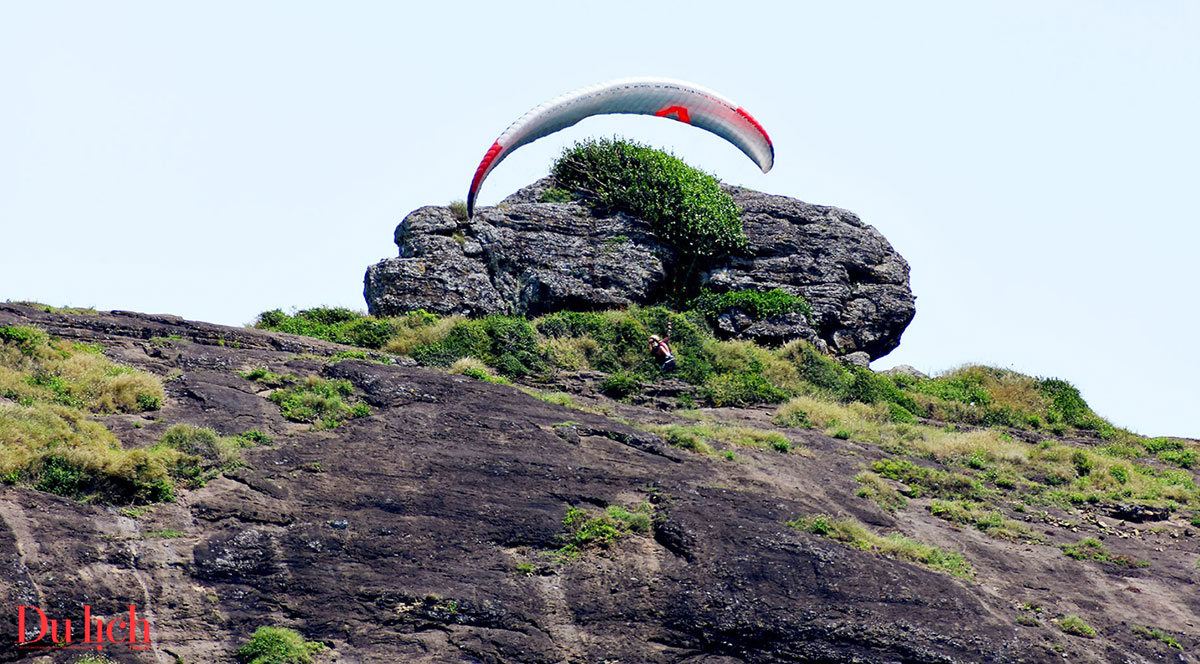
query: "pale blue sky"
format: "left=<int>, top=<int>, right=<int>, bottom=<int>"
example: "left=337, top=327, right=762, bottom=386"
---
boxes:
left=2, top=2, right=1197, bottom=437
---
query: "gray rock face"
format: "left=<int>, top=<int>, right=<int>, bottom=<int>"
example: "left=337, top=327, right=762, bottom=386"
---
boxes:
left=365, top=178, right=915, bottom=359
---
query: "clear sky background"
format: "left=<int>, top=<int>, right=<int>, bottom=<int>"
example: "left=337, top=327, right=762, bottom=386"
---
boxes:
left=2, top=2, right=1197, bottom=438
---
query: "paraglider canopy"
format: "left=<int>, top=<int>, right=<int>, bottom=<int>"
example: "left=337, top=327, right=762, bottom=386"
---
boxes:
left=467, top=77, right=774, bottom=218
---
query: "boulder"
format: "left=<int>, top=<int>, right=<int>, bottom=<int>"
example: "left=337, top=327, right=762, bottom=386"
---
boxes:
left=364, top=178, right=915, bottom=360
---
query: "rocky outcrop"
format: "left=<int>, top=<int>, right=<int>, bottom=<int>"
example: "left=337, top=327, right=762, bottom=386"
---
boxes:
left=364, top=178, right=915, bottom=360
left=2, top=304, right=1195, bottom=664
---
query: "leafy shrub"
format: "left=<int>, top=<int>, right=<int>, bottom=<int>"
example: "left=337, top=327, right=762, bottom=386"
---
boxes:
left=238, top=430, right=274, bottom=446
left=1132, top=625, right=1184, bottom=650
left=236, top=626, right=325, bottom=664
left=32, top=454, right=174, bottom=504
left=841, top=368, right=918, bottom=411
left=254, top=308, right=395, bottom=349
left=599, top=370, right=642, bottom=400
left=1162, top=449, right=1197, bottom=468
left=888, top=402, right=917, bottom=424
left=411, top=315, right=543, bottom=377
left=551, top=138, right=746, bottom=294
left=0, top=325, right=48, bottom=354
left=556, top=506, right=623, bottom=560
left=777, top=339, right=849, bottom=394
left=1037, top=378, right=1099, bottom=429
left=1109, top=464, right=1129, bottom=484
left=688, top=288, right=812, bottom=323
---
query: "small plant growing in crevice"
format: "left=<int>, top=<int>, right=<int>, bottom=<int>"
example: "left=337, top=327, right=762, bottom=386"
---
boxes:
left=1055, top=614, right=1096, bottom=638
left=448, top=200, right=469, bottom=221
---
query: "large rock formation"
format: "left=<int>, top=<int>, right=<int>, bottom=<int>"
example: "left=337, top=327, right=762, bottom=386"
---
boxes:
left=1, top=304, right=1195, bottom=664
left=365, top=178, right=915, bottom=360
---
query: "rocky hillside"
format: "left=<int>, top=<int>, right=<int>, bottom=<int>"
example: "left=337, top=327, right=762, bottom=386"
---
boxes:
left=364, top=178, right=915, bottom=362
left=2, top=302, right=1198, bottom=664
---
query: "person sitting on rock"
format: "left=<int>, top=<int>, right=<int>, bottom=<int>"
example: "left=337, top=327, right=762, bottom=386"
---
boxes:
left=648, top=333, right=675, bottom=373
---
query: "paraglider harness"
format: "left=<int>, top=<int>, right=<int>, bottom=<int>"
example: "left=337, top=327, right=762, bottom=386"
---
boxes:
left=650, top=322, right=676, bottom=373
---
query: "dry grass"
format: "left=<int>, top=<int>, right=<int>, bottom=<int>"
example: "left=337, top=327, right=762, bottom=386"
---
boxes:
left=855, top=471, right=907, bottom=511
left=450, top=357, right=512, bottom=385
left=0, top=401, right=179, bottom=503
left=775, top=396, right=1028, bottom=466
left=643, top=422, right=795, bottom=454
left=907, top=428, right=1029, bottom=465
left=0, top=327, right=163, bottom=413
left=540, top=335, right=600, bottom=370
left=383, top=315, right=465, bottom=355
left=774, top=395, right=889, bottom=440
left=0, top=401, right=119, bottom=472
left=706, top=339, right=802, bottom=393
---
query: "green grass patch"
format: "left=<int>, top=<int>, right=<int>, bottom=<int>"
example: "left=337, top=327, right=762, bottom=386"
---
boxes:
left=449, top=357, right=512, bottom=385
left=235, top=626, right=325, bottom=664
left=872, top=458, right=984, bottom=501
left=254, top=307, right=395, bottom=349
left=1060, top=537, right=1149, bottom=568
left=1132, top=625, right=1183, bottom=650
left=0, top=401, right=179, bottom=504
left=554, top=502, right=652, bottom=561
left=688, top=288, right=811, bottom=324
left=539, top=187, right=574, bottom=203
left=788, top=514, right=974, bottom=579
left=1056, top=614, right=1096, bottom=637
left=928, top=499, right=1034, bottom=541
left=642, top=422, right=794, bottom=455
left=143, top=529, right=184, bottom=539
left=244, top=371, right=370, bottom=429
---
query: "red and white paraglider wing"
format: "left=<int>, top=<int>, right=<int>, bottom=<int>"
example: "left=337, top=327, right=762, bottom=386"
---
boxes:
left=466, top=77, right=773, bottom=217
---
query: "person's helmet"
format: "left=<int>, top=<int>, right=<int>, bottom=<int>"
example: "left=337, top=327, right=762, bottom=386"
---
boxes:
left=649, top=335, right=661, bottom=343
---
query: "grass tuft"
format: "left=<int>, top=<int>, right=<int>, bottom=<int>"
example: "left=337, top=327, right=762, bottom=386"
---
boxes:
left=788, top=514, right=974, bottom=579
